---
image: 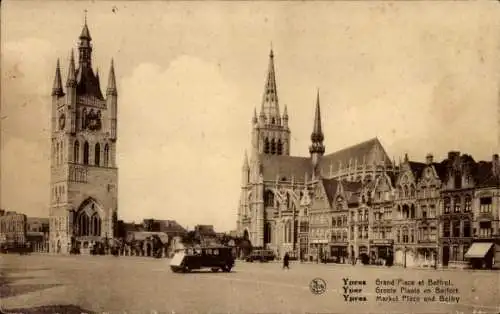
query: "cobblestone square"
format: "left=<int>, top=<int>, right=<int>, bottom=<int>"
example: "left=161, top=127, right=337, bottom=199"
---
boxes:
left=1, top=254, right=499, bottom=314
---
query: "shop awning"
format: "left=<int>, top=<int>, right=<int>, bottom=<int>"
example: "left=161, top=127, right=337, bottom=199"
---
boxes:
left=465, top=242, right=494, bottom=259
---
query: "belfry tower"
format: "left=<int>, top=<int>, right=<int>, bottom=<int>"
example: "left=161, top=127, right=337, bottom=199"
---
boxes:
left=49, top=18, right=118, bottom=254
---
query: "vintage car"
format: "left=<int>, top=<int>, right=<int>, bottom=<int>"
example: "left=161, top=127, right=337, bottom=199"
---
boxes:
left=245, top=249, right=275, bottom=262
left=170, top=245, right=234, bottom=273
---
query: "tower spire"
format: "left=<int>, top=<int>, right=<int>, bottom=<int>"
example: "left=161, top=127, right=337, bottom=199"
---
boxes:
left=107, top=59, right=117, bottom=96
left=309, top=90, right=325, bottom=178
left=66, top=50, right=76, bottom=87
left=260, top=47, right=280, bottom=124
left=310, top=89, right=325, bottom=153
left=52, top=59, right=64, bottom=96
left=78, top=12, right=92, bottom=70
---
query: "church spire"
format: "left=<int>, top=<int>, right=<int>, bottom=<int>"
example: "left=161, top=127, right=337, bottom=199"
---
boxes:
left=52, top=59, right=64, bottom=96
left=260, top=48, right=280, bottom=124
left=310, top=90, right=325, bottom=153
left=309, top=90, right=325, bottom=178
left=66, top=50, right=76, bottom=87
left=106, top=59, right=117, bottom=96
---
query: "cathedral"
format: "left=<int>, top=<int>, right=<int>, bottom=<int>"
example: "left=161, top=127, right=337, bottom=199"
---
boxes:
left=236, top=49, right=397, bottom=257
left=49, top=20, right=118, bottom=254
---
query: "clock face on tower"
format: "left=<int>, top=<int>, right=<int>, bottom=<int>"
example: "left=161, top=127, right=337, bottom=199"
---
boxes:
left=59, top=113, right=66, bottom=130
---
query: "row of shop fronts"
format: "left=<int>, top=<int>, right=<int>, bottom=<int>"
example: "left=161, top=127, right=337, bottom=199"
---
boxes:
left=293, top=235, right=498, bottom=269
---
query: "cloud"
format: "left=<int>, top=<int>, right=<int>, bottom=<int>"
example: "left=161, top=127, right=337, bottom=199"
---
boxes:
left=118, top=55, right=247, bottom=230
left=0, top=137, right=50, bottom=215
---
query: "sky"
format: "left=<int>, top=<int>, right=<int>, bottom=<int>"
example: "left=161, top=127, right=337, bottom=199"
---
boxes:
left=1, top=1, right=500, bottom=232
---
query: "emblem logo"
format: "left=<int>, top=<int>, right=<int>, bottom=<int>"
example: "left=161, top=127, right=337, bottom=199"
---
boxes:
left=309, top=277, right=327, bottom=295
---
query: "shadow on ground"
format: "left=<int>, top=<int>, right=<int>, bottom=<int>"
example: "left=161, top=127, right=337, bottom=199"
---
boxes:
left=2, top=304, right=96, bottom=314
left=0, top=283, right=62, bottom=298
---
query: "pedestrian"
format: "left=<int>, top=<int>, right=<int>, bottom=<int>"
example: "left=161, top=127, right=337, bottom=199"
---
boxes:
left=283, top=252, right=290, bottom=270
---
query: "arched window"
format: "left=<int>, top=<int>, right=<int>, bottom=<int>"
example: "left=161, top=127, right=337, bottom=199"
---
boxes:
left=74, top=140, right=80, bottom=163
left=270, top=139, right=276, bottom=155
left=104, top=144, right=109, bottom=167
left=56, top=142, right=60, bottom=165
left=453, top=196, right=461, bottom=213
left=277, top=139, right=283, bottom=155
left=82, top=108, right=87, bottom=129
left=264, top=138, right=270, bottom=154
left=95, top=143, right=100, bottom=166
left=264, top=190, right=274, bottom=207
left=60, top=141, right=64, bottom=163
left=83, top=141, right=89, bottom=165
left=444, top=197, right=451, bottom=213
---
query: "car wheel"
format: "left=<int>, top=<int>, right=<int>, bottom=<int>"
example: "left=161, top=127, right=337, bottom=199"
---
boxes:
left=211, top=268, right=219, bottom=272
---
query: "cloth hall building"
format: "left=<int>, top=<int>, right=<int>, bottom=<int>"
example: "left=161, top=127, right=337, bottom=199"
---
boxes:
left=236, top=50, right=500, bottom=269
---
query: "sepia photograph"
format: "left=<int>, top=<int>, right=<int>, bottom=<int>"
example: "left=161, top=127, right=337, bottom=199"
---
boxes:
left=1, top=1, right=500, bottom=313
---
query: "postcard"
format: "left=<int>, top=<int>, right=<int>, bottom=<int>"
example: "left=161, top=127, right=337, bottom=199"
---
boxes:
left=1, top=1, right=500, bottom=313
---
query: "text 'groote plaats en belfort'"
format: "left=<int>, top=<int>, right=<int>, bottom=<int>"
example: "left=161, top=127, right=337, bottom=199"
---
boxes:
left=341, top=277, right=460, bottom=304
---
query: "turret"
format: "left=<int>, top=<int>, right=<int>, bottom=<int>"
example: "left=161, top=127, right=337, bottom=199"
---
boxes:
left=282, top=104, right=289, bottom=128
left=66, top=50, right=77, bottom=133
left=106, top=59, right=117, bottom=141
left=242, top=151, right=250, bottom=186
left=52, top=59, right=64, bottom=97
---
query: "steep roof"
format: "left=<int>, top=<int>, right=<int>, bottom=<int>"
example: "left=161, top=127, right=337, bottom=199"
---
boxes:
left=76, top=67, right=104, bottom=100
left=408, top=161, right=427, bottom=181
left=260, top=154, right=311, bottom=181
left=321, top=178, right=339, bottom=207
left=319, top=138, right=392, bottom=175
left=474, top=161, right=500, bottom=188
left=432, top=161, right=448, bottom=182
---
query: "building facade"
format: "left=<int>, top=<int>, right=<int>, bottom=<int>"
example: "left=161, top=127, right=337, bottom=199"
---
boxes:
left=0, top=211, right=27, bottom=246
left=235, top=50, right=500, bottom=269
left=49, top=20, right=118, bottom=254
left=236, top=50, right=395, bottom=256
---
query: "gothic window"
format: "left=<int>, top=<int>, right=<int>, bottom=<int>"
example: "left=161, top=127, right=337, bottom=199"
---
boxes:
left=480, top=197, right=492, bottom=213
left=264, top=138, right=270, bottom=154
left=453, top=196, right=461, bottom=213
left=264, top=190, right=274, bottom=207
left=60, top=141, right=64, bottom=163
left=264, top=222, right=272, bottom=244
left=82, top=108, right=87, bottom=129
left=104, top=144, right=109, bottom=167
left=464, top=195, right=471, bottom=212
left=74, top=140, right=80, bottom=163
left=444, top=197, right=451, bottom=214
left=270, top=139, right=276, bottom=155
left=95, top=143, right=100, bottom=166
left=410, top=204, right=415, bottom=218
left=83, top=141, right=89, bottom=165
left=402, top=228, right=409, bottom=243
left=56, top=142, right=60, bottom=165
left=277, top=139, right=283, bottom=155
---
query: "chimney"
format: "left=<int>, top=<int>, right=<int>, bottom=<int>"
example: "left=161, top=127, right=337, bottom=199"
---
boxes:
left=426, top=153, right=434, bottom=165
